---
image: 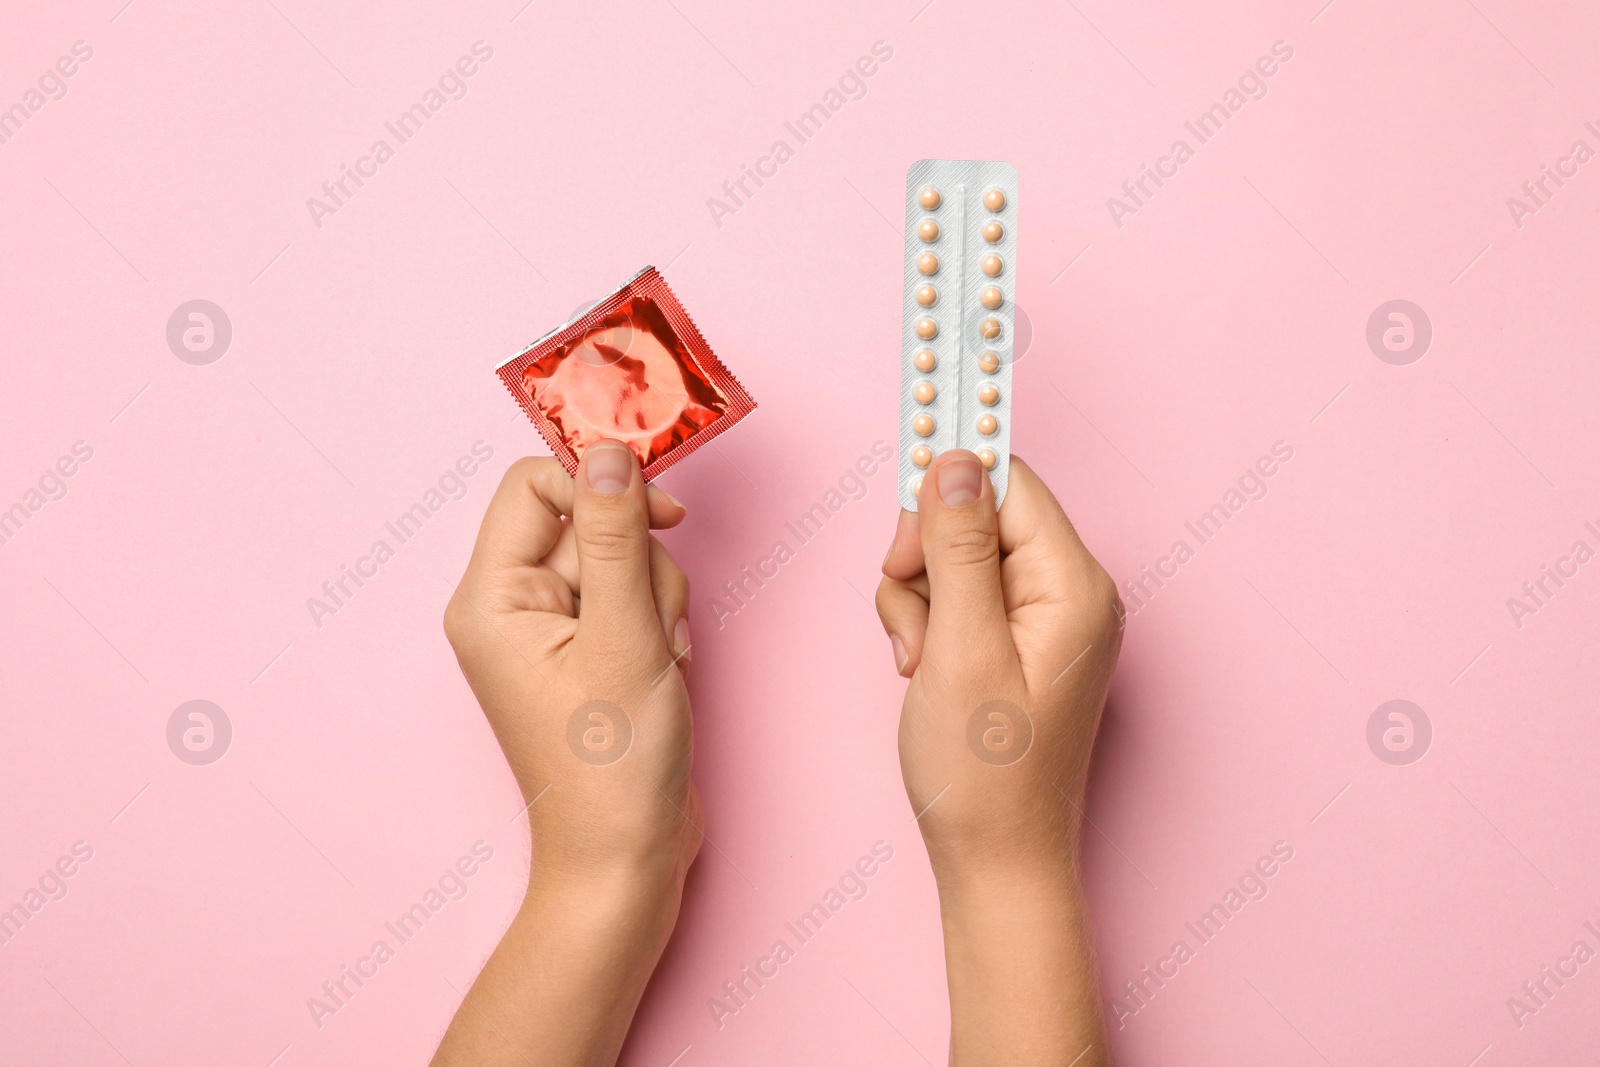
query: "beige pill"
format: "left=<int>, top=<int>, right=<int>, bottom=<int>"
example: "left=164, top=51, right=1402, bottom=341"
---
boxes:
left=914, top=381, right=936, bottom=404
left=981, top=254, right=1002, bottom=276
left=917, top=252, right=938, bottom=275
left=980, top=286, right=1003, bottom=310
left=912, top=477, right=924, bottom=497
left=977, top=448, right=996, bottom=469
left=977, top=414, right=998, bottom=436
left=918, top=219, right=939, bottom=242
left=982, top=220, right=1003, bottom=243
left=914, top=348, right=936, bottom=372
left=920, top=187, right=941, bottom=210
left=912, top=445, right=933, bottom=468
left=913, top=414, right=935, bottom=437
left=979, top=317, right=1001, bottom=340
left=983, top=188, right=1006, bottom=211
left=978, top=384, right=1000, bottom=406
left=916, top=317, right=938, bottom=339
left=916, top=284, right=937, bottom=307
left=978, top=351, right=1000, bottom=373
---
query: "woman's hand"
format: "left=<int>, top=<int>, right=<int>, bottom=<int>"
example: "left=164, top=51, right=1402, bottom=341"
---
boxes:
left=434, top=441, right=700, bottom=1067
left=877, top=450, right=1123, bottom=1066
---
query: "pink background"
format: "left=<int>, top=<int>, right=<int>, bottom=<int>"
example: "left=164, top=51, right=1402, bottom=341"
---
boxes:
left=4, top=0, right=1598, bottom=1063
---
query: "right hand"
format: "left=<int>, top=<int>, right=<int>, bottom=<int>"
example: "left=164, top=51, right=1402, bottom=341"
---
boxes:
left=875, top=451, right=1124, bottom=879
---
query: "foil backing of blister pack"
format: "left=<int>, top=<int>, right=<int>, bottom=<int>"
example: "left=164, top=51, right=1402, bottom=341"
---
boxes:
left=898, top=159, right=1018, bottom=511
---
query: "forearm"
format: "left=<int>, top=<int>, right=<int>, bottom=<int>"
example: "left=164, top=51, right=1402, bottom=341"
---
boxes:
left=936, top=857, right=1108, bottom=1067
left=431, top=865, right=684, bottom=1067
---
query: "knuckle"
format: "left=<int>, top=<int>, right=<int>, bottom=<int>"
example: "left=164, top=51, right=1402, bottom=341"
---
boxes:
left=442, top=592, right=472, bottom=647
left=873, top=578, right=897, bottom=620
left=659, top=566, right=691, bottom=608
left=937, top=523, right=1000, bottom=570
left=578, top=515, right=643, bottom=562
left=502, top=455, right=546, bottom=487
left=1077, top=566, right=1124, bottom=638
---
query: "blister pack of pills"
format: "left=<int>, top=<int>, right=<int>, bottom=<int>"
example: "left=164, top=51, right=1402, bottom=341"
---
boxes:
left=898, top=159, right=1017, bottom=510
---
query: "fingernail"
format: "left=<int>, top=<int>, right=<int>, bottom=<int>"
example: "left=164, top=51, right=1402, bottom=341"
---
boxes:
left=937, top=457, right=982, bottom=507
left=673, top=618, right=691, bottom=661
left=585, top=442, right=633, bottom=496
left=890, top=634, right=909, bottom=676
left=882, top=542, right=893, bottom=569
left=655, top=484, right=686, bottom=510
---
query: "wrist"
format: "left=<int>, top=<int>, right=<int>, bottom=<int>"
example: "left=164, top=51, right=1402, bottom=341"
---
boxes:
left=517, top=860, right=687, bottom=981
left=935, top=861, right=1107, bottom=1066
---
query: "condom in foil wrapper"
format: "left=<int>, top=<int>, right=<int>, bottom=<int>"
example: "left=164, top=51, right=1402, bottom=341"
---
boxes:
left=497, top=267, right=756, bottom=480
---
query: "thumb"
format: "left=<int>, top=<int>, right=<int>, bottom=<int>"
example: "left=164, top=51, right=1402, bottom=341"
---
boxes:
left=918, top=450, right=1012, bottom=672
left=571, top=441, right=665, bottom=663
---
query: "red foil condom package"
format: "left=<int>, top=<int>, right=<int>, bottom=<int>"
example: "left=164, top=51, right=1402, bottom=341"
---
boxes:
left=497, top=267, right=755, bottom=480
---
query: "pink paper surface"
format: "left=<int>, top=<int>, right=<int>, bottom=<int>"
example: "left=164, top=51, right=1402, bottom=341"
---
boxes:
left=4, top=2, right=1598, bottom=1064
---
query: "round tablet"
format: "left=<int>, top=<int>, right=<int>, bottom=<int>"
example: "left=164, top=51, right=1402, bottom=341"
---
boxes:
left=983, top=188, right=1006, bottom=211
left=914, top=348, right=937, bottom=372
left=981, top=254, right=1002, bottom=276
left=920, top=187, right=941, bottom=210
left=977, top=414, right=998, bottom=436
left=916, top=285, right=937, bottom=307
left=978, top=351, right=1000, bottom=373
left=917, top=252, right=939, bottom=275
left=912, top=445, right=933, bottom=468
left=914, top=381, right=936, bottom=404
left=977, top=448, right=996, bottom=469
left=913, top=414, right=935, bottom=437
left=916, top=317, right=938, bottom=339
left=978, top=384, right=1000, bottom=406
left=918, top=219, right=939, bottom=242
left=980, top=286, right=1003, bottom=310
left=912, top=477, right=924, bottom=497
left=979, top=318, right=1001, bottom=340
left=982, top=221, right=1003, bottom=243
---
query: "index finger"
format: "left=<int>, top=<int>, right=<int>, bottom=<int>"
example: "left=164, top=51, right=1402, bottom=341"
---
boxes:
left=466, top=456, right=688, bottom=575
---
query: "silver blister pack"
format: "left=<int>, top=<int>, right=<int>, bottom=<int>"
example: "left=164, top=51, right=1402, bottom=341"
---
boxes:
left=898, top=159, right=1018, bottom=510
